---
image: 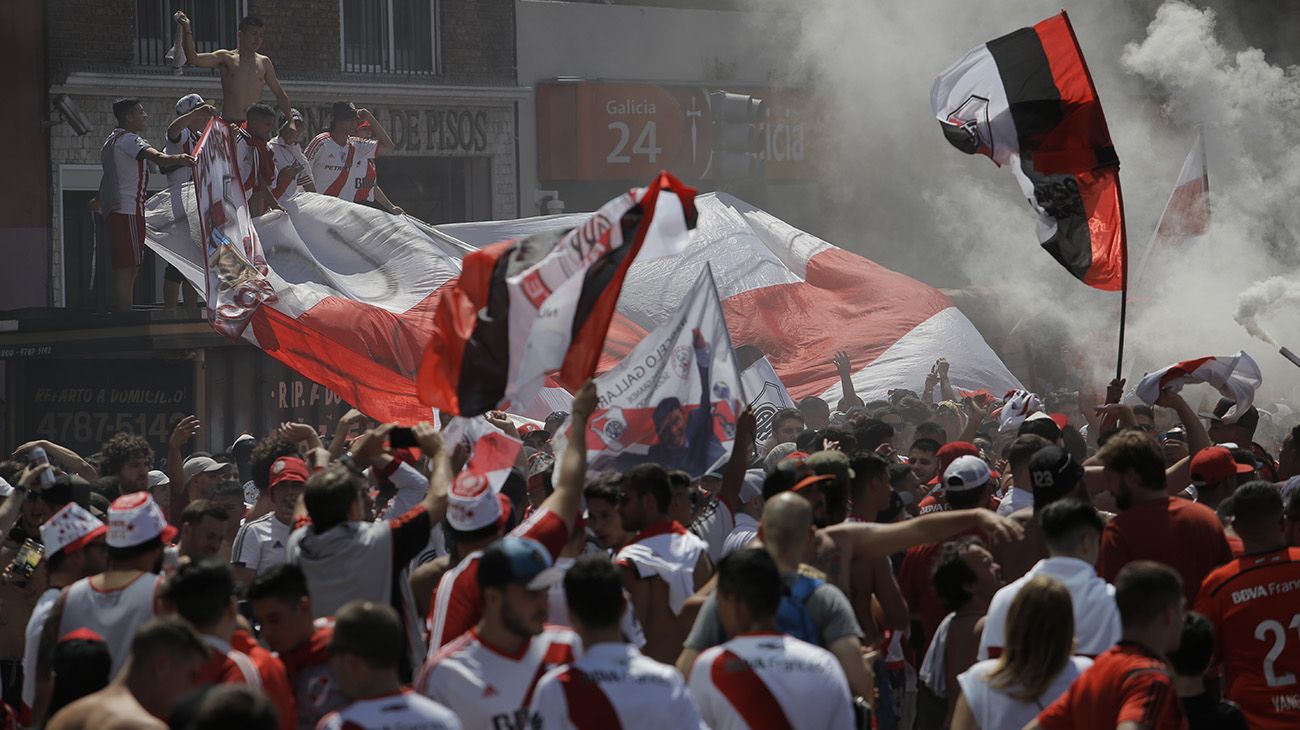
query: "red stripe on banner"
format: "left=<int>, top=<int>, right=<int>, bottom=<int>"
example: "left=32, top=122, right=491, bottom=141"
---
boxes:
left=1077, top=166, right=1125, bottom=291
left=1158, top=356, right=1215, bottom=389
left=597, top=247, right=951, bottom=400
left=1155, top=177, right=1208, bottom=240
left=251, top=297, right=439, bottom=424
left=710, top=649, right=793, bottom=730
left=558, top=668, right=623, bottom=730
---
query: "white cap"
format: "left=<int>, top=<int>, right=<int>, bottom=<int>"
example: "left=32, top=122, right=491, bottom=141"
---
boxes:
left=175, top=93, right=205, bottom=115
left=447, top=471, right=502, bottom=531
left=0, top=477, right=12, bottom=498
left=107, top=492, right=177, bottom=548
left=943, top=455, right=992, bottom=493
left=40, top=503, right=107, bottom=556
left=182, top=456, right=231, bottom=483
left=147, top=470, right=170, bottom=489
left=740, top=469, right=765, bottom=505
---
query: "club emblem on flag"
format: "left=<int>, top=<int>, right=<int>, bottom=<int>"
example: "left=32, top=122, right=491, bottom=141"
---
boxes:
left=672, top=346, right=693, bottom=379
left=712, top=381, right=731, bottom=402
left=942, top=95, right=992, bottom=158
left=592, top=407, right=627, bottom=446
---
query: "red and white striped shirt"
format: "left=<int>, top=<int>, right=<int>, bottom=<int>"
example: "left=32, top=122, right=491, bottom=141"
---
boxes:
left=304, top=133, right=377, bottom=202
left=689, top=632, right=854, bottom=730
left=528, top=642, right=705, bottom=730
left=415, top=625, right=580, bottom=730
left=99, top=128, right=152, bottom=216
left=426, top=509, right=569, bottom=651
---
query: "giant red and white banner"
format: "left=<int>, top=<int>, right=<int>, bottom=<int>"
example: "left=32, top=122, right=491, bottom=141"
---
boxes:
left=145, top=189, right=1021, bottom=424
left=191, top=118, right=277, bottom=337
left=551, top=265, right=743, bottom=478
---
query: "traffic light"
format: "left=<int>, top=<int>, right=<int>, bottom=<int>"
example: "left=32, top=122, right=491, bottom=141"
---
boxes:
left=708, top=91, right=765, bottom=184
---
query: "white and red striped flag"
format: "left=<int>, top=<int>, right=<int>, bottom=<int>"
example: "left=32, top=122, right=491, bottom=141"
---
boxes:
left=191, top=118, right=277, bottom=338
left=144, top=187, right=1021, bottom=424
left=1132, top=132, right=1209, bottom=288
left=1135, top=351, right=1261, bottom=422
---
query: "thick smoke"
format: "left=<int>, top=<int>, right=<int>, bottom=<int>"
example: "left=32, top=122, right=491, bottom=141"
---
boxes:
left=744, top=0, right=1300, bottom=418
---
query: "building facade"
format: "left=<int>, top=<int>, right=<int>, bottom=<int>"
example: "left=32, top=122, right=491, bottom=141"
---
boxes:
left=1, top=0, right=522, bottom=452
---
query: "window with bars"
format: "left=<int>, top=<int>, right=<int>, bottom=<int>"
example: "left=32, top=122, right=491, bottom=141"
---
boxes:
left=342, top=0, right=437, bottom=75
left=136, top=0, right=245, bottom=67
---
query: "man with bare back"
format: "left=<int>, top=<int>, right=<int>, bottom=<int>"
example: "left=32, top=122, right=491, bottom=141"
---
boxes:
left=176, top=13, right=294, bottom=126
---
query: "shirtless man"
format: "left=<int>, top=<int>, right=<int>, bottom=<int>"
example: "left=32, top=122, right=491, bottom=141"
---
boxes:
left=176, top=13, right=294, bottom=125
left=615, top=463, right=712, bottom=663
left=45, top=616, right=207, bottom=730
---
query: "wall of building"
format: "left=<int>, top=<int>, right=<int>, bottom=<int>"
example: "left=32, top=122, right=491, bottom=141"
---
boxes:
left=2, top=2, right=50, bottom=309
left=515, top=0, right=806, bottom=215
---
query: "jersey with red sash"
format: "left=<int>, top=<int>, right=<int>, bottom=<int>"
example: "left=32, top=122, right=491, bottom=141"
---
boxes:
left=415, top=625, right=580, bottom=730
left=303, top=132, right=377, bottom=201
left=528, top=642, right=704, bottom=729
left=279, top=620, right=347, bottom=730
left=688, top=632, right=854, bottom=730
left=615, top=521, right=708, bottom=616
left=1195, top=546, right=1300, bottom=730
left=316, top=688, right=459, bottom=730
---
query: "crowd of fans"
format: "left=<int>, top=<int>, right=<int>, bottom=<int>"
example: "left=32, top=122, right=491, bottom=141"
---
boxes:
left=0, top=350, right=1295, bottom=730
left=73, top=11, right=1300, bottom=730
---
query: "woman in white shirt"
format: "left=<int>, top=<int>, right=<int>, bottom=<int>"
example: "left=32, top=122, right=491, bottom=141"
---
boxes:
left=951, top=575, right=1092, bottom=730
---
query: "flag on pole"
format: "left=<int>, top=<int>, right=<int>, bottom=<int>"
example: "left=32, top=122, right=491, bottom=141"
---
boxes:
left=416, top=172, right=697, bottom=416
left=931, top=11, right=1126, bottom=290
left=192, top=118, right=277, bottom=337
left=739, top=355, right=796, bottom=443
left=551, top=265, right=743, bottom=479
left=1132, top=132, right=1208, bottom=288
left=1136, top=351, right=1261, bottom=422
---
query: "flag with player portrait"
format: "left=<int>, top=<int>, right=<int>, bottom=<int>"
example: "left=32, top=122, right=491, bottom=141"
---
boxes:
left=192, top=117, right=277, bottom=338
left=551, top=265, right=743, bottom=478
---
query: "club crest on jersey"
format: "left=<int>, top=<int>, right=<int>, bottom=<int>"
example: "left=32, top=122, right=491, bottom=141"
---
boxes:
left=941, top=95, right=993, bottom=159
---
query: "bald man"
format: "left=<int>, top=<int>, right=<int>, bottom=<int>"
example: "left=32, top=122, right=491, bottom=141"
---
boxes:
left=678, top=493, right=873, bottom=696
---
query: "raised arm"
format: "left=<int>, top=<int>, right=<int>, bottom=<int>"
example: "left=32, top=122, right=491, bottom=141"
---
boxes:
left=412, top=422, right=450, bottom=521
left=12, top=440, right=97, bottom=484
left=175, top=12, right=224, bottom=68
left=357, top=108, right=395, bottom=155
left=328, top=409, right=368, bottom=461
left=167, top=103, right=216, bottom=142
left=956, top=397, right=992, bottom=445
left=833, top=351, right=865, bottom=411
left=165, top=415, right=201, bottom=520
left=717, top=409, right=756, bottom=511
left=825, top=507, right=1022, bottom=560
left=539, top=380, right=596, bottom=532
left=263, top=58, right=294, bottom=124
left=1157, top=391, right=1211, bottom=494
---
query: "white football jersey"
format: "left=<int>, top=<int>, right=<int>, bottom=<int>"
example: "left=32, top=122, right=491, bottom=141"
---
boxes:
left=528, top=642, right=705, bottom=730
left=415, top=625, right=581, bottom=730
left=269, top=137, right=315, bottom=200
left=316, top=688, right=460, bottom=729
left=689, top=632, right=854, bottom=730
left=163, top=127, right=200, bottom=189
left=304, top=132, right=377, bottom=201
left=98, top=128, right=153, bottom=216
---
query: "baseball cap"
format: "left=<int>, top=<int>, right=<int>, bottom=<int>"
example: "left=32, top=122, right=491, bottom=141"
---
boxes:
left=476, top=536, right=565, bottom=591
left=791, top=473, right=835, bottom=493
left=230, top=434, right=256, bottom=451
left=175, top=93, right=205, bottom=115
left=59, top=627, right=104, bottom=644
left=147, top=470, right=170, bottom=490
left=40, top=503, right=107, bottom=557
left=1211, top=398, right=1260, bottom=432
left=107, top=492, right=177, bottom=547
left=269, top=456, right=309, bottom=491
left=1189, top=446, right=1253, bottom=486
left=1028, top=446, right=1084, bottom=499
left=331, top=101, right=358, bottom=121
left=279, top=108, right=304, bottom=127
left=944, top=455, right=991, bottom=492
left=182, top=456, right=230, bottom=483
left=447, top=471, right=504, bottom=532
left=357, top=120, right=372, bottom=131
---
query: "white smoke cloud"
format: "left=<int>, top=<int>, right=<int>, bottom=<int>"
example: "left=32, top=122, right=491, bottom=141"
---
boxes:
left=741, top=0, right=1300, bottom=424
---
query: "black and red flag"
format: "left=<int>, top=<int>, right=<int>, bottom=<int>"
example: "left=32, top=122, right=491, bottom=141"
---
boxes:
left=931, top=11, right=1126, bottom=291
left=417, top=172, right=698, bottom=416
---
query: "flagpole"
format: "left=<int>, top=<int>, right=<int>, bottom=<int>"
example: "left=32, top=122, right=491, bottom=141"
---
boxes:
left=1115, top=173, right=1130, bottom=380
